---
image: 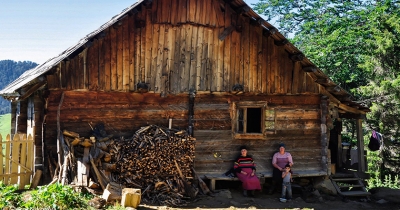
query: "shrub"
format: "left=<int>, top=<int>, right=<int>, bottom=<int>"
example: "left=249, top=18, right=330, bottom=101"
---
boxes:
left=0, top=182, right=22, bottom=209
left=22, top=183, right=92, bottom=209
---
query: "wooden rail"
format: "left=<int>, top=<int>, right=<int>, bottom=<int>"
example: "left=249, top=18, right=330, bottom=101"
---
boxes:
left=0, top=134, right=34, bottom=189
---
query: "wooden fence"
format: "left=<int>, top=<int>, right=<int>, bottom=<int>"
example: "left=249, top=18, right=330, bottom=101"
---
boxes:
left=0, top=134, right=34, bottom=189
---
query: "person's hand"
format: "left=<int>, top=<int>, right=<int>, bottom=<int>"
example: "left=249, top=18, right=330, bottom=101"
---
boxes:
left=241, top=171, right=247, bottom=175
left=251, top=171, right=255, bottom=176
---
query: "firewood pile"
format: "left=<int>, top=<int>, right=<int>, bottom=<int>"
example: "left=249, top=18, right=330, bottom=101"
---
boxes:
left=50, top=124, right=200, bottom=206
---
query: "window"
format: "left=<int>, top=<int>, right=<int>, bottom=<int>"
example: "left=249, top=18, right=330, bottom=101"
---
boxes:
left=237, top=107, right=262, bottom=133
left=233, top=101, right=270, bottom=139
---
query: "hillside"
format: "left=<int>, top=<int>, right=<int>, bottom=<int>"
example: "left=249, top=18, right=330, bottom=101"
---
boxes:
left=0, top=60, right=38, bottom=114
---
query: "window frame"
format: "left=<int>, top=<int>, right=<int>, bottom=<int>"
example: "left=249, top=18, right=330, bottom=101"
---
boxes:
left=232, top=101, right=268, bottom=139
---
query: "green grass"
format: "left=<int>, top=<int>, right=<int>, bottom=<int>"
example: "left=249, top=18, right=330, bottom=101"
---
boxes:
left=0, top=113, right=11, bottom=159
left=0, top=113, right=11, bottom=139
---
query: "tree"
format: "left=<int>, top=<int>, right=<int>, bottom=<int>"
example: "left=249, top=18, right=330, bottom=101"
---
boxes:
left=253, top=0, right=400, bottom=182
left=0, top=60, right=38, bottom=114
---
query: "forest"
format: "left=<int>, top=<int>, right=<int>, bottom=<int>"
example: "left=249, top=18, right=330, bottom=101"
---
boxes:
left=0, top=60, right=38, bottom=114
left=253, top=0, right=399, bottom=188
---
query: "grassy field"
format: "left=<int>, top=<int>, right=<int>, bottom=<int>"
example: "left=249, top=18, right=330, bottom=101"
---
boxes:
left=0, top=113, right=11, bottom=139
left=1, top=113, right=10, bottom=160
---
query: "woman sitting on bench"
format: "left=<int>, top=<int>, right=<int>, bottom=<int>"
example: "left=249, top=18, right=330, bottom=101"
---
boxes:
left=234, top=146, right=262, bottom=197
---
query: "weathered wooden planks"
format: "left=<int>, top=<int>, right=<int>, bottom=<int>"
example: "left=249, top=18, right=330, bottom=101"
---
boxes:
left=45, top=0, right=321, bottom=96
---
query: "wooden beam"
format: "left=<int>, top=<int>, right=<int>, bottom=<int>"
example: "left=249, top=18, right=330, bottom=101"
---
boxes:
left=263, top=28, right=277, bottom=37
left=326, top=85, right=341, bottom=93
left=315, top=78, right=330, bottom=84
left=338, top=103, right=366, bottom=115
left=339, top=113, right=366, bottom=119
left=356, top=119, right=366, bottom=172
left=289, top=53, right=305, bottom=62
left=320, top=88, right=367, bottom=115
left=219, top=25, right=235, bottom=41
left=303, top=66, right=317, bottom=73
left=235, top=5, right=250, bottom=15
left=274, top=39, right=288, bottom=46
left=19, top=80, right=47, bottom=101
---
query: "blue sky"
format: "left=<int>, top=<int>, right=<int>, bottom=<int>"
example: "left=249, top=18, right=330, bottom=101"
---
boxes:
left=0, top=0, right=260, bottom=64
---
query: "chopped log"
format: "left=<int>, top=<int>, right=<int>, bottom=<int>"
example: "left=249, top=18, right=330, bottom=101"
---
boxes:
left=62, top=125, right=196, bottom=206
left=102, top=182, right=123, bottom=202
left=121, top=188, right=141, bottom=208
left=30, top=169, right=43, bottom=189
left=90, top=156, right=107, bottom=190
left=63, top=130, right=80, bottom=138
left=71, top=138, right=82, bottom=146
left=88, top=197, right=106, bottom=209
left=174, top=160, right=197, bottom=199
left=81, top=139, right=94, bottom=147
left=89, top=179, right=101, bottom=189
left=61, top=153, right=70, bottom=185
left=102, top=162, right=117, bottom=171
left=192, top=168, right=210, bottom=195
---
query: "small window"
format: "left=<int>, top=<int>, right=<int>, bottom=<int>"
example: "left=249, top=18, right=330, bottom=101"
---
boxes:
left=233, top=102, right=267, bottom=139
left=237, top=107, right=262, bottom=134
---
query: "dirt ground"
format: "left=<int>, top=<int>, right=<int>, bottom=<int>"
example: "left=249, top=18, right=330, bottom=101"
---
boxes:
left=139, top=181, right=400, bottom=210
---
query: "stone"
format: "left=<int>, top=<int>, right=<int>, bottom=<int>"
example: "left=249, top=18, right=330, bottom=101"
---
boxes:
left=313, top=176, right=337, bottom=195
left=216, top=189, right=233, bottom=199
left=370, top=187, right=400, bottom=204
left=230, top=200, right=241, bottom=206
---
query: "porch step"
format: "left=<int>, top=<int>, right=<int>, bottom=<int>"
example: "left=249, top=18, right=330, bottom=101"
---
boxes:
left=332, top=178, right=360, bottom=182
left=338, top=184, right=364, bottom=188
left=330, top=173, right=370, bottom=197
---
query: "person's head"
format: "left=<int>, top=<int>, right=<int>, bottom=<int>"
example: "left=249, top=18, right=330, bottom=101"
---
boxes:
left=279, top=143, right=286, bottom=154
left=240, top=145, right=248, bottom=156
left=284, top=163, right=291, bottom=171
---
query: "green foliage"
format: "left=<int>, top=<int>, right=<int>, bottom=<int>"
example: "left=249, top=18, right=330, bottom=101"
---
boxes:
left=0, top=60, right=38, bottom=114
left=22, top=183, right=92, bottom=209
left=252, top=0, right=400, bottom=186
left=368, top=174, right=400, bottom=190
left=0, top=113, right=11, bottom=138
left=0, top=182, right=22, bottom=209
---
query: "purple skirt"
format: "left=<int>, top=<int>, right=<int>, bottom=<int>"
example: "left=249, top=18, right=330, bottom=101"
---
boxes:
left=236, top=168, right=262, bottom=190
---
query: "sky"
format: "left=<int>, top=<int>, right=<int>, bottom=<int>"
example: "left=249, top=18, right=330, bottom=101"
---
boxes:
left=0, top=0, right=261, bottom=64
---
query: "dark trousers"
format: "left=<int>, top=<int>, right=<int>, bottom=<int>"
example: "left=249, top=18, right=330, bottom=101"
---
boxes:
left=269, top=167, right=282, bottom=193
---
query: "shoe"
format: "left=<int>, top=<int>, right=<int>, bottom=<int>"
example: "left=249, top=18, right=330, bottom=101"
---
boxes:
left=249, top=190, right=255, bottom=197
left=279, top=198, right=287, bottom=203
left=243, top=190, right=248, bottom=197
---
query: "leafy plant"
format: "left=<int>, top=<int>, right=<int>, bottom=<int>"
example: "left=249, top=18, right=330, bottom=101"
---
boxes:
left=0, top=181, right=22, bottom=209
left=22, top=183, right=92, bottom=209
left=368, top=174, right=400, bottom=190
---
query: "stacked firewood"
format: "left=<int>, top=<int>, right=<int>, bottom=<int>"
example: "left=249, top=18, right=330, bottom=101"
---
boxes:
left=55, top=124, right=198, bottom=206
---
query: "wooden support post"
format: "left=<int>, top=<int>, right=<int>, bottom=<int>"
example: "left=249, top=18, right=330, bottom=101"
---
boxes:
left=356, top=119, right=365, bottom=172
left=337, top=119, right=343, bottom=168
left=30, top=170, right=42, bottom=189
left=210, top=179, right=216, bottom=191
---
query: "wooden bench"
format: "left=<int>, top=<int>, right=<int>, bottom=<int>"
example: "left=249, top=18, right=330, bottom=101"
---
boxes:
left=201, top=170, right=327, bottom=191
left=203, top=173, right=266, bottom=191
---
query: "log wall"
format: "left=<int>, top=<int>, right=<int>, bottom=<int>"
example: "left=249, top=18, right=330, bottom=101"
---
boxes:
left=44, top=91, right=326, bottom=176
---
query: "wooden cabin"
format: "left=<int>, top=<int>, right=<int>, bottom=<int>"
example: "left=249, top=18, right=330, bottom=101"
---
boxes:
left=0, top=0, right=369, bottom=184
